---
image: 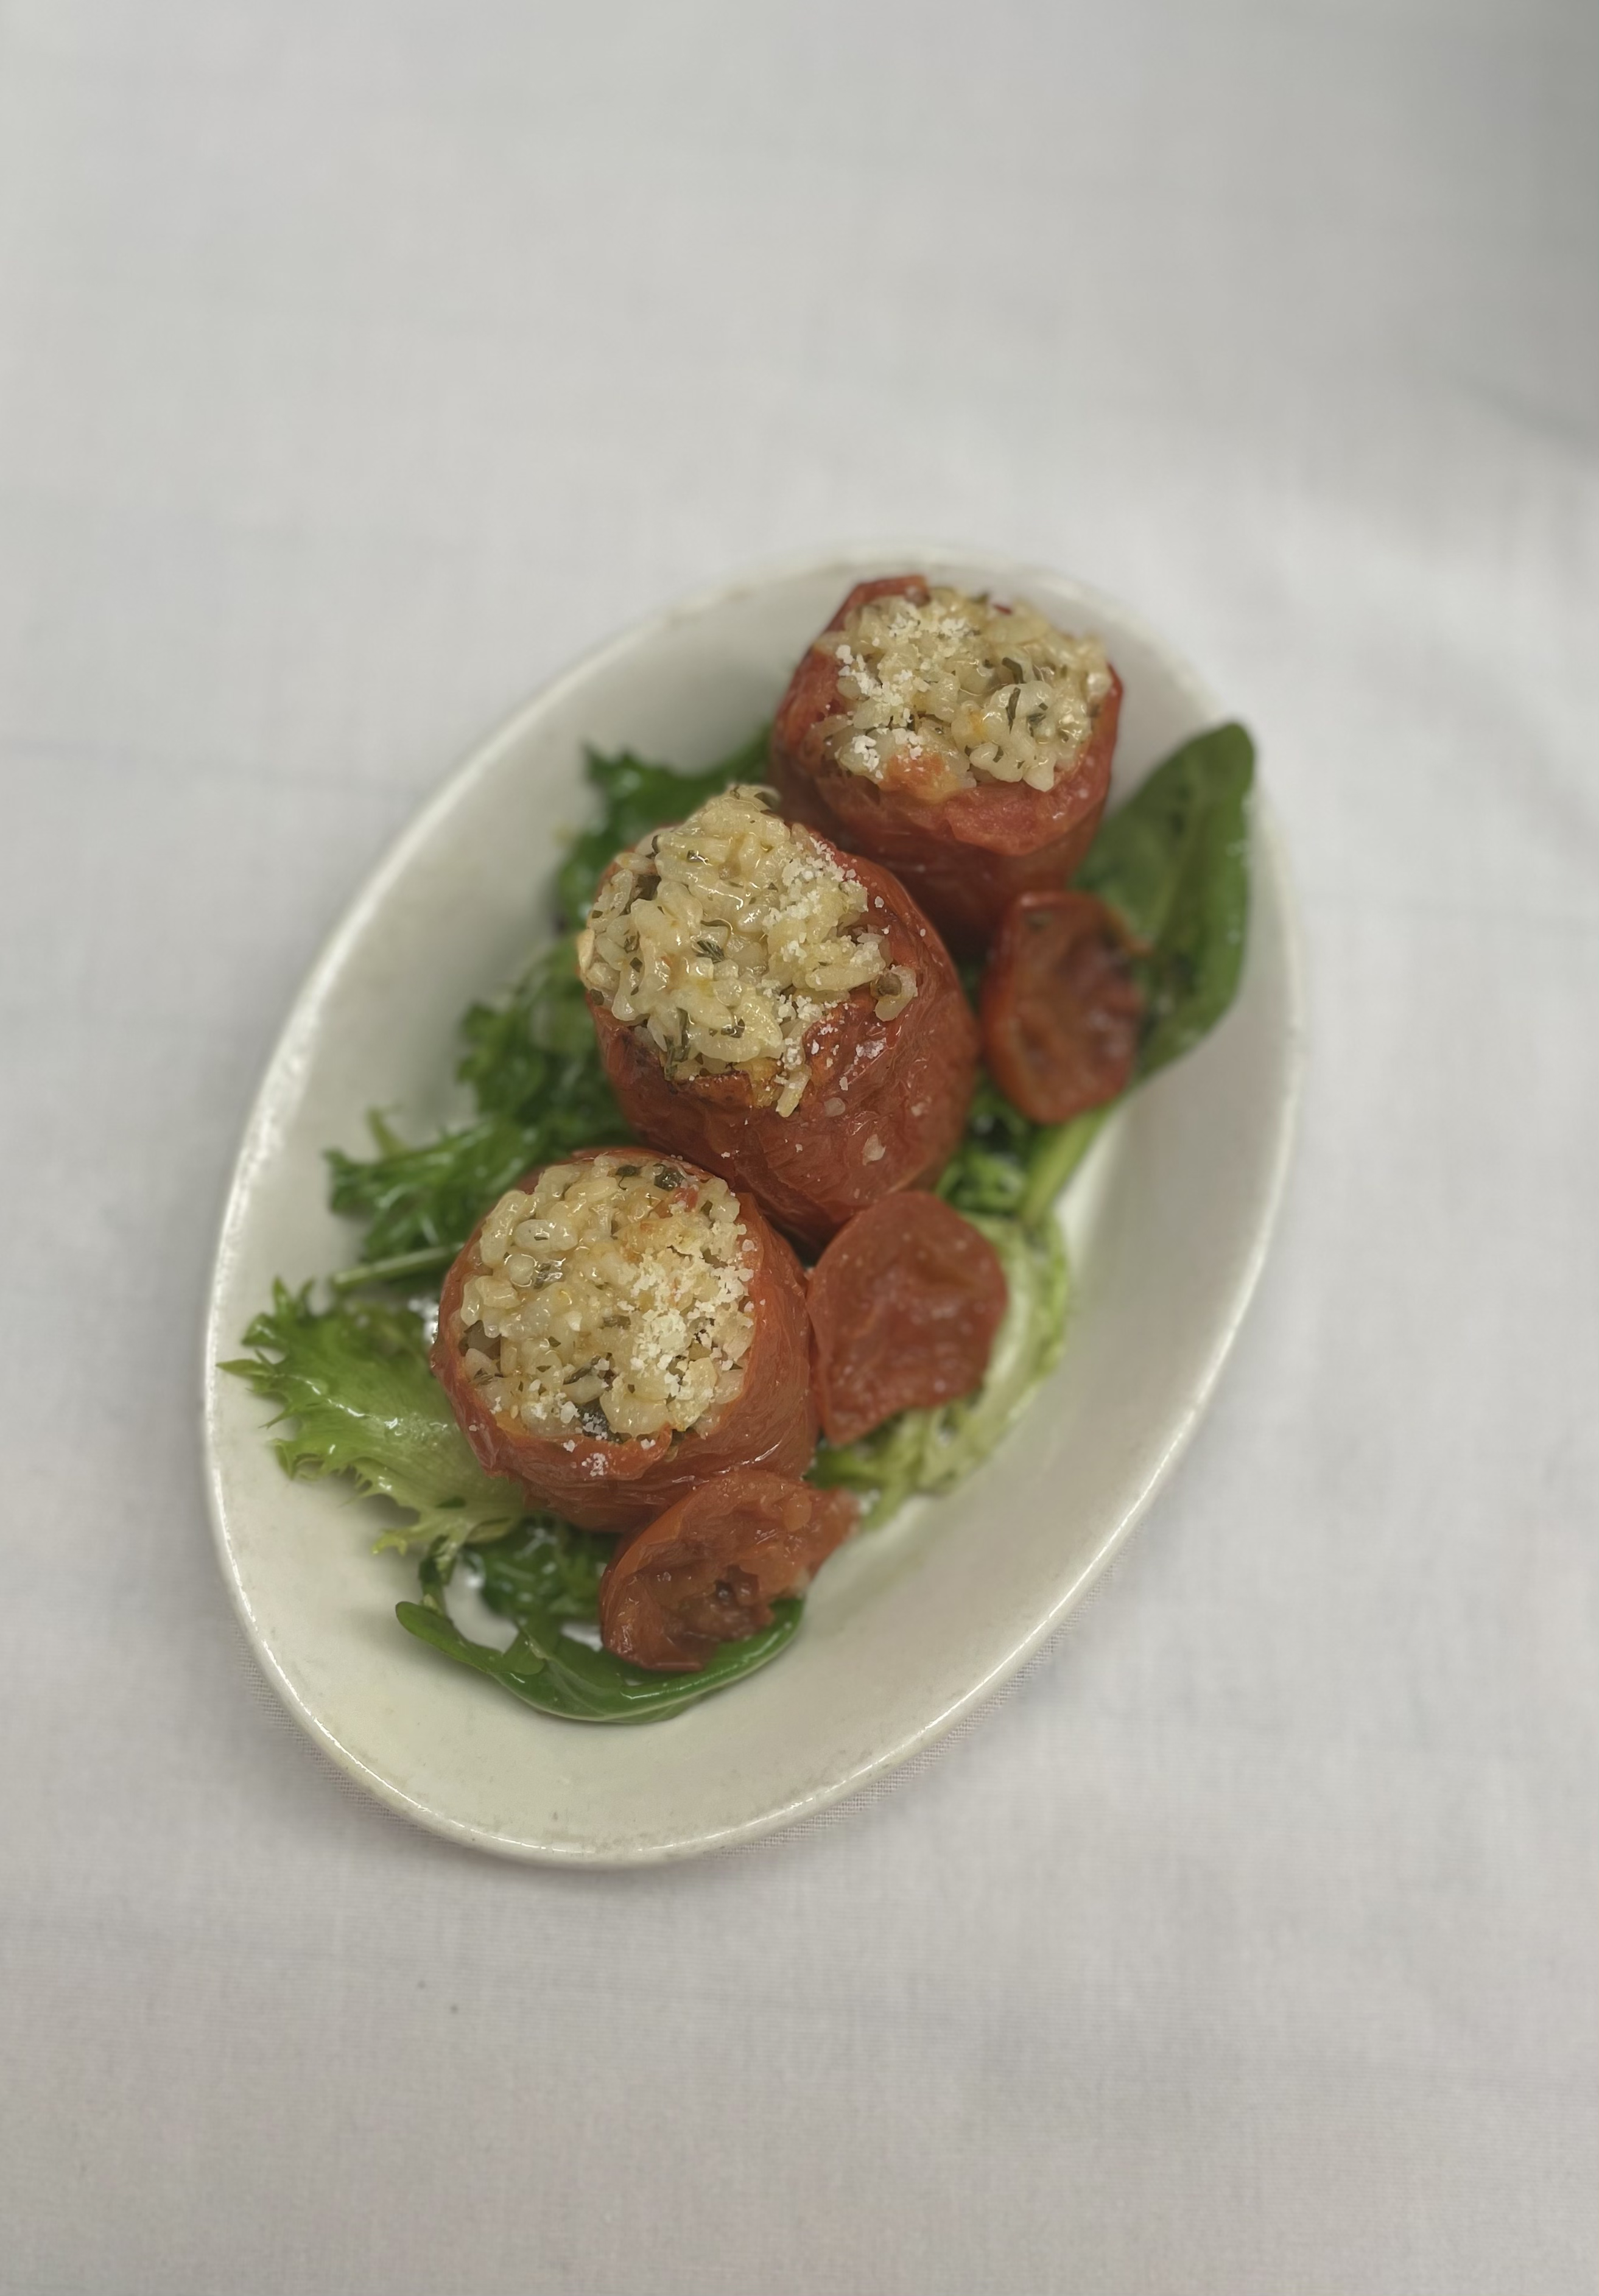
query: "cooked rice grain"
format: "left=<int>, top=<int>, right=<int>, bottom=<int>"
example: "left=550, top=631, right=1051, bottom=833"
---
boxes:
left=578, top=785, right=915, bottom=1116
left=820, top=586, right=1111, bottom=798
left=452, top=1156, right=754, bottom=1441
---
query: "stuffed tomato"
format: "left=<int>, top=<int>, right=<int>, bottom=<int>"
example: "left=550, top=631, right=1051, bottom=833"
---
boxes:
left=771, top=574, right=1122, bottom=956
left=577, top=784, right=977, bottom=1256
left=430, top=1148, right=815, bottom=1534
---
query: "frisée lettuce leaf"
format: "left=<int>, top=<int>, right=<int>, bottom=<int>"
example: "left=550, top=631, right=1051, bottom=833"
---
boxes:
left=224, top=1291, right=803, bottom=1721
left=323, top=943, right=625, bottom=1288
left=222, top=1285, right=524, bottom=1559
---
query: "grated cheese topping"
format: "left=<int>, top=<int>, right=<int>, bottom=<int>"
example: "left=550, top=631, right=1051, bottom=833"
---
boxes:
left=817, top=585, right=1112, bottom=798
left=452, top=1156, right=755, bottom=1441
left=577, top=784, right=916, bottom=1117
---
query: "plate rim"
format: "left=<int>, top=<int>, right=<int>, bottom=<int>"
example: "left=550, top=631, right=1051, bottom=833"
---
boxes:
left=200, top=541, right=1307, bottom=1864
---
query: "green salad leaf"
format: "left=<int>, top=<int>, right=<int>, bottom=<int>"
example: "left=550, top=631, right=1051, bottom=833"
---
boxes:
left=225, top=1296, right=797, bottom=1721
left=465, top=1515, right=611, bottom=1620
left=555, top=725, right=771, bottom=927
left=811, top=1213, right=1069, bottom=1528
left=935, top=1072, right=1036, bottom=1217
left=938, top=1084, right=1105, bottom=1227
left=455, top=938, right=616, bottom=1125
left=325, top=942, right=627, bottom=1285
left=222, top=1285, right=523, bottom=1557
left=1076, top=720, right=1253, bottom=1077
left=326, top=731, right=771, bottom=1285
left=230, top=711, right=1257, bottom=1727
left=398, top=1529, right=800, bottom=1725
left=940, top=722, right=1254, bottom=1219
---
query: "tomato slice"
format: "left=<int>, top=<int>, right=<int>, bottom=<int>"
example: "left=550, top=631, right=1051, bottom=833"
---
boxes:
left=979, top=890, right=1144, bottom=1125
left=598, top=1472, right=858, bottom=1673
left=807, top=1193, right=1008, bottom=1447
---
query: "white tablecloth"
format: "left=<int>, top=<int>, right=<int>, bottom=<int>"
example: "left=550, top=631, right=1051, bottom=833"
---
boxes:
left=2, top=4, right=1594, bottom=2290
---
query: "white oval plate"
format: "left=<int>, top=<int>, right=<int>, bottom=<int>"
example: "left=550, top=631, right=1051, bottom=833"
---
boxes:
left=203, top=546, right=1303, bottom=1865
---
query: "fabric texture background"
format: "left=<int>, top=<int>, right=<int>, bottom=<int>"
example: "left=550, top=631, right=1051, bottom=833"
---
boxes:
left=1, top=4, right=1594, bottom=2291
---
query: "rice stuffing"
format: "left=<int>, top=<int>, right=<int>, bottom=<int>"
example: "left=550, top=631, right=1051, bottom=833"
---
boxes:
left=817, top=585, right=1112, bottom=798
left=452, top=1156, right=756, bottom=1441
left=578, top=784, right=916, bottom=1117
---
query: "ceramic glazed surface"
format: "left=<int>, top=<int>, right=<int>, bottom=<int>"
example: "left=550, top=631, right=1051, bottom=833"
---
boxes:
left=203, top=547, right=1304, bottom=1864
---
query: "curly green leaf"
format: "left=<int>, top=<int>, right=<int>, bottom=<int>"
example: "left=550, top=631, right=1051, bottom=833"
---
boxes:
left=221, top=1287, right=523, bottom=1557
left=325, top=943, right=627, bottom=1271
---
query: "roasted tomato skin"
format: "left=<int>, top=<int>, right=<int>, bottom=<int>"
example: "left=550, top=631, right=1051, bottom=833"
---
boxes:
left=599, top=1471, right=859, bottom=1671
left=771, top=574, right=1123, bottom=958
left=430, top=1149, right=817, bottom=1535
left=980, top=890, right=1145, bottom=1125
left=807, top=1193, right=1008, bottom=1446
left=588, top=842, right=978, bottom=1259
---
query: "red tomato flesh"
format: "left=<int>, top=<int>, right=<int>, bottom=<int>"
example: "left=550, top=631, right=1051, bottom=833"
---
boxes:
left=807, top=1193, right=1008, bottom=1447
left=599, top=1471, right=859, bottom=1672
left=979, top=890, right=1144, bottom=1126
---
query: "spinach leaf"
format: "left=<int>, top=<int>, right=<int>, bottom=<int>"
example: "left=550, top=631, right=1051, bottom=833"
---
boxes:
left=325, top=942, right=627, bottom=1282
left=1016, top=1111, right=1109, bottom=1227
left=811, top=1213, right=1069, bottom=1528
left=398, top=1529, right=800, bottom=1724
left=938, top=1084, right=1107, bottom=1228
left=555, top=725, right=771, bottom=927
left=1075, top=721, right=1253, bottom=1077
left=937, top=723, right=1255, bottom=1221
left=222, top=1287, right=524, bottom=1557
